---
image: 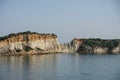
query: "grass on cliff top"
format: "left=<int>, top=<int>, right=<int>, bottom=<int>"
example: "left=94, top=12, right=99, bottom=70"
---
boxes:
left=0, top=31, right=57, bottom=41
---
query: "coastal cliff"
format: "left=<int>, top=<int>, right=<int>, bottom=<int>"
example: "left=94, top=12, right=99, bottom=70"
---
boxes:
left=0, top=31, right=120, bottom=55
left=63, top=38, right=120, bottom=54
left=60, top=38, right=83, bottom=52
left=0, top=31, right=60, bottom=55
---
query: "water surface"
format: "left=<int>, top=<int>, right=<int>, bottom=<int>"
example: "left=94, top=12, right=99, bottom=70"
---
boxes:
left=0, top=53, right=120, bottom=80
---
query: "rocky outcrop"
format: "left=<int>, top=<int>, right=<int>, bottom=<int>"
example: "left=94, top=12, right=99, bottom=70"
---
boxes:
left=112, top=43, right=120, bottom=53
left=60, top=38, right=83, bottom=52
left=70, top=38, right=120, bottom=54
left=93, top=47, right=108, bottom=54
left=60, top=38, right=120, bottom=54
left=0, top=31, right=120, bottom=55
left=0, top=31, right=60, bottom=55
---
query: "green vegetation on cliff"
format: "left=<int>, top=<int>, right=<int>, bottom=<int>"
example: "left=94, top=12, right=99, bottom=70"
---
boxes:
left=84, top=38, right=119, bottom=48
left=77, top=38, right=120, bottom=53
left=0, top=31, right=57, bottom=41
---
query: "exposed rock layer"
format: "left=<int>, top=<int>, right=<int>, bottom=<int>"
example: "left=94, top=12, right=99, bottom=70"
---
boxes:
left=0, top=32, right=60, bottom=55
left=0, top=31, right=120, bottom=55
left=65, top=38, right=120, bottom=54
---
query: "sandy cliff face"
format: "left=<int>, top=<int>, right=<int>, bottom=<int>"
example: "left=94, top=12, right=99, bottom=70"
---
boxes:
left=0, top=32, right=60, bottom=54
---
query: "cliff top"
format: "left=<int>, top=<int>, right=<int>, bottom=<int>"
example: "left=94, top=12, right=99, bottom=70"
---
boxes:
left=0, top=31, right=57, bottom=42
left=72, top=38, right=120, bottom=48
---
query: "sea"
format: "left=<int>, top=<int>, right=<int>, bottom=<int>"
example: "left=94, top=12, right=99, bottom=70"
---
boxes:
left=0, top=53, right=120, bottom=80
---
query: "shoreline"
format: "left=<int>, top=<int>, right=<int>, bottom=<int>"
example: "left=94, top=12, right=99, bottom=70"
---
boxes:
left=0, top=52, right=119, bottom=56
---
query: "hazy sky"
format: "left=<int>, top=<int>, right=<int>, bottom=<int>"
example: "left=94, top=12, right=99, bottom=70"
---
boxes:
left=0, top=0, right=120, bottom=42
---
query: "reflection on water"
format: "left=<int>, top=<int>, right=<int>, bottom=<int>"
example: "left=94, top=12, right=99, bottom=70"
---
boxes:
left=0, top=53, right=120, bottom=80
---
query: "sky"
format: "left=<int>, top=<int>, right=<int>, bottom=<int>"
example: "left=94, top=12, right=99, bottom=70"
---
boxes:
left=0, top=0, right=120, bottom=42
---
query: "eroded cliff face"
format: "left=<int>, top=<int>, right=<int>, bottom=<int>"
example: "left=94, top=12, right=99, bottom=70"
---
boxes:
left=60, top=38, right=83, bottom=52
left=0, top=32, right=60, bottom=55
left=77, top=39, right=120, bottom=54
left=0, top=31, right=120, bottom=55
left=93, top=47, right=108, bottom=54
left=112, top=43, right=120, bottom=53
left=60, top=38, right=120, bottom=54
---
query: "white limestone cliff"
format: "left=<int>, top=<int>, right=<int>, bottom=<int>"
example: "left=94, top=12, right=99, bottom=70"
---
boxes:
left=0, top=32, right=60, bottom=55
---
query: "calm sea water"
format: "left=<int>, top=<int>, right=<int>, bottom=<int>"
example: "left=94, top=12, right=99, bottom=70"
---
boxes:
left=0, top=53, right=120, bottom=80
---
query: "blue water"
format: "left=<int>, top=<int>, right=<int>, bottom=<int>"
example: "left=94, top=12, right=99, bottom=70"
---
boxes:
left=0, top=53, right=120, bottom=80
